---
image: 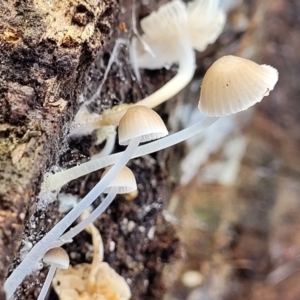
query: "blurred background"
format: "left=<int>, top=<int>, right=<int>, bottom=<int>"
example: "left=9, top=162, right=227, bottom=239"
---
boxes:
left=160, top=0, right=300, bottom=299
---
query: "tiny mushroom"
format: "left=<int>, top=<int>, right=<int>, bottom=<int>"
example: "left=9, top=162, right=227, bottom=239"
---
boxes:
left=198, top=55, right=279, bottom=116
left=69, top=0, right=225, bottom=132
left=52, top=105, right=167, bottom=248
left=37, top=247, right=69, bottom=300
left=5, top=56, right=279, bottom=297
left=54, top=166, right=137, bottom=248
left=118, top=105, right=168, bottom=145
left=41, top=105, right=168, bottom=195
left=53, top=216, right=131, bottom=300
left=130, top=0, right=225, bottom=110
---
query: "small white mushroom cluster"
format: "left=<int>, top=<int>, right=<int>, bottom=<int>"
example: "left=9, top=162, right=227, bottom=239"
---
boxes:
left=5, top=54, right=278, bottom=299
left=70, top=0, right=226, bottom=136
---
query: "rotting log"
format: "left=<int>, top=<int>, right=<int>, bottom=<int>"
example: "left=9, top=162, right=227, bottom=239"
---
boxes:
left=0, top=0, right=179, bottom=299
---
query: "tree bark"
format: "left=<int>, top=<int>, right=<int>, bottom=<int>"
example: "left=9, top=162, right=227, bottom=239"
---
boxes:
left=0, top=0, right=179, bottom=299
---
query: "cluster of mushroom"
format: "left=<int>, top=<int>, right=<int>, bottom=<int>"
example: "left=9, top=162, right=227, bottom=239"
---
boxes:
left=38, top=165, right=137, bottom=300
left=69, top=0, right=226, bottom=137
left=53, top=215, right=131, bottom=300
left=5, top=54, right=278, bottom=300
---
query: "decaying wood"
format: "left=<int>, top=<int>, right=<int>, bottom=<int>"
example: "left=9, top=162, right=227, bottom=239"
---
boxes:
left=0, top=0, right=180, bottom=299
left=0, top=0, right=117, bottom=293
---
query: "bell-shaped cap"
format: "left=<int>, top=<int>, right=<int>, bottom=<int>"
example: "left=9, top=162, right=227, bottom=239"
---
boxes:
left=101, top=166, right=137, bottom=194
left=141, top=0, right=188, bottom=42
left=135, top=0, right=188, bottom=69
left=43, top=247, right=69, bottom=269
left=118, top=106, right=168, bottom=145
left=198, top=55, right=279, bottom=116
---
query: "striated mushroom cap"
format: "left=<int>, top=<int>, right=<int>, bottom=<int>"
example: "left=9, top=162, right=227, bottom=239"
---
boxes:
left=101, top=166, right=137, bottom=194
left=43, top=247, right=69, bottom=269
left=135, top=0, right=188, bottom=69
left=118, top=106, right=168, bottom=145
left=133, top=0, right=226, bottom=70
left=140, top=0, right=188, bottom=42
left=198, top=55, right=279, bottom=117
left=187, top=0, right=226, bottom=52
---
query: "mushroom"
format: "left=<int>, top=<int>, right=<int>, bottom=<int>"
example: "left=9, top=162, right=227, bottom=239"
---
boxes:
left=37, top=247, right=69, bottom=300
left=53, top=216, right=131, bottom=300
left=5, top=56, right=278, bottom=297
left=127, top=0, right=226, bottom=110
left=54, top=166, right=137, bottom=248
left=198, top=55, right=279, bottom=116
left=41, top=106, right=168, bottom=197
left=5, top=106, right=168, bottom=297
left=37, top=56, right=278, bottom=196
left=69, top=0, right=226, bottom=132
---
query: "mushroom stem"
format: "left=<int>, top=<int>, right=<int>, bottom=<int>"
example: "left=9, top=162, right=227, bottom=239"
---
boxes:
left=37, top=265, right=57, bottom=300
left=137, top=43, right=196, bottom=108
left=6, top=116, right=217, bottom=297
left=94, top=43, right=196, bottom=126
left=91, top=126, right=117, bottom=159
left=52, top=187, right=118, bottom=248
left=4, top=137, right=141, bottom=299
left=86, top=220, right=104, bottom=289
left=42, top=116, right=219, bottom=194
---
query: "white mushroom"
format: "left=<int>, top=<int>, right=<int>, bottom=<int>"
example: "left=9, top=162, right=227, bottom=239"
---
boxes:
left=198, top=55, right=279, bottom=116
left=37, top=247, right=69, bottom=300
left=54, top=166, right=137, bottom=247
left=53, top=220, right=131, bottom=300
left=5, top=56, right=278, bottom=297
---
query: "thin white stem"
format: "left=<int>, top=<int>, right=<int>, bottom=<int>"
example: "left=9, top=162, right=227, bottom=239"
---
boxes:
left=37, top=265, right=57, bottom=300
left=42, top=116, right=219, bottom=193
left=98, top=42, right=196, bottom=126
left=53, top=188, right=118, bottom=248
left=4, top=137, right=141, bottom=299
left=92, top=127, right=117, bottom=159
left=137, top=44, right=196, bottom=109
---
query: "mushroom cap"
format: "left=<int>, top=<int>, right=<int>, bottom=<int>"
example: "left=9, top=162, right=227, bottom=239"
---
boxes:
left=141, top=0, right=187, bottom=43
left=133, top=0, right=225, bottom=70
left=101, top=166, right=137, bottom=194
left=187, top=0, right=226, bottom=52
left=118, top=106, right=168, bottom=145
left=43, top=247, right=69, bottom=269
left=198, top=55, right=279, bottom=116
left=134, top=0, right=188, bottom=69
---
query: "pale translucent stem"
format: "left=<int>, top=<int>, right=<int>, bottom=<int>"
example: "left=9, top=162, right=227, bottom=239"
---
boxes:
left=37, top=265, right=56, bottom=300
left=137, top=44, right=196, bottom=108
left=92, top=127, right=117, bottom=159
left=53, top=188, right=118, bottom=248
left=96, top=43, right=196, bottom=126
left=4, top=137, right=141, bottom=299
left=43, top=117, right=219, bottom=193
